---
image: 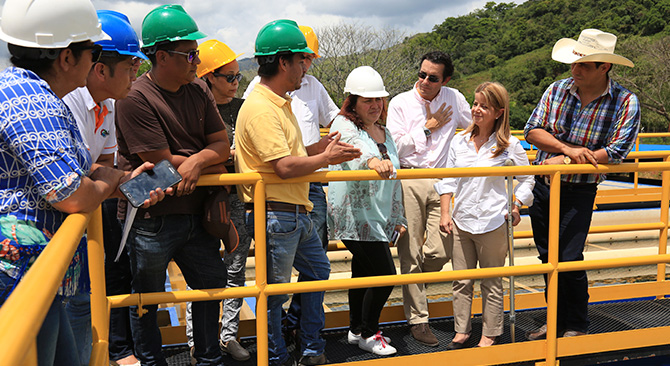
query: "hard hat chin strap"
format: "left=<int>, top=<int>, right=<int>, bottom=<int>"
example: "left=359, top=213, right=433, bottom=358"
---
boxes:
left=9, top=44, right=61, bottom=60
left=256, top=55, right=276, bottom=66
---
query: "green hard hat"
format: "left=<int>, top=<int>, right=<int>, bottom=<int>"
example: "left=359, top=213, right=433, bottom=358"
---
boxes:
left=141, top=4, right=206, bottom=49
left=254, top=19, right=313, bottom=56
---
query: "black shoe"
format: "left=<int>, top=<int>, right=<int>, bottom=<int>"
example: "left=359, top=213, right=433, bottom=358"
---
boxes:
left=446, top=340, right=468, bottom=350
left=281, top=356, right=297, bottom=366
left=298, top=353, right=326, bottom=366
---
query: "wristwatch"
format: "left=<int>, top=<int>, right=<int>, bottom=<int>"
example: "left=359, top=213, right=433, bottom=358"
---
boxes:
left=513, top=200, right=523, bottom=209
left=563, top=156, right=572, bottom=165
left=423, top=127, right=432, bottom=137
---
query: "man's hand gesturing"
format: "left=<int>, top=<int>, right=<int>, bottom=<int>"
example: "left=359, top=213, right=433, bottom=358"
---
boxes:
left=324, top=132, right=362, bottom=166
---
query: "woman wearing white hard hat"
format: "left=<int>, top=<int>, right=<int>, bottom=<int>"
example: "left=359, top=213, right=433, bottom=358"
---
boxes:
left=327, top=66, right=407, bottom=356
left=0, top=0, right=166, bottom=364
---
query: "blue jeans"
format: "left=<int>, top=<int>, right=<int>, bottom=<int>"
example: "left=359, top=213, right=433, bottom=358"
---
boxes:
left=64, top=292, right=91, bottom=365
left=1, top=272, right=79, bottom=365
left=285, top=183, right=328, bottom=331
left=128, top=214, right=226, bottom=366
left=246, top=206, right=330, bottom=366
left=529, top=178, right=597, bottom=334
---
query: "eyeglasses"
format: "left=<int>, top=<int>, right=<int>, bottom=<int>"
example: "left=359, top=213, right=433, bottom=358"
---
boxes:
left=70, top=43, right=103, bottom=63
left=166, top=49, right=199, bottom=64
left=212, top=72, right=243, bottom=83
left=418, top=71, right=441, bottom=83
left=377, top=142, right=390, bottom=161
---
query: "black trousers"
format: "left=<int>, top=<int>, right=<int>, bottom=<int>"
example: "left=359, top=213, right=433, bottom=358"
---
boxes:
left=528, top=178, right=597, bottom=334
left=342, top=240, right=396, bottom=338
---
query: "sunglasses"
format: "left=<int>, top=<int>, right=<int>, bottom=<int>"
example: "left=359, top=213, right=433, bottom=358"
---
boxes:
left=377, top=142, right=390, bottom=161
left=70, top=43, right=103, bottom=63
left=418, top=71, right=441, bottom=83
left=212, top=72, right=243, bottom=83
left=166, top=49, right=199, bottom=64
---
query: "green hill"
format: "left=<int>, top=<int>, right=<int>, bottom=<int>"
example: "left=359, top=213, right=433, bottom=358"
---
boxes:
left=407, top=0, right=670, bottom=130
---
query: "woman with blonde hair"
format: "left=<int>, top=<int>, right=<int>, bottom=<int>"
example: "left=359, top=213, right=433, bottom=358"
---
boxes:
left=435, top=82, right=534, bottom=348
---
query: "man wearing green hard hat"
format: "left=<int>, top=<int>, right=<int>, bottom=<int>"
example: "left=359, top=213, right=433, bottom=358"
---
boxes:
left=114, top=5, right=230, bottom=366
left=235, top=19, right=361, bottom=366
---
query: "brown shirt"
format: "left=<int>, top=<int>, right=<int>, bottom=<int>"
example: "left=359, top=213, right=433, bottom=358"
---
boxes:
left=115, top=73, right=225, bottom=217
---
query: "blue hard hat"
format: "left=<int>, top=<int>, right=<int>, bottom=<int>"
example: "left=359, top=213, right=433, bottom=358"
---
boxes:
left=96, top=10, right=148, bottom=60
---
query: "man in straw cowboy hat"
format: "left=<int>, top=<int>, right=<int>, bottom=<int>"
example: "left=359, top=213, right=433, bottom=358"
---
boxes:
left=523, top=29, right=641, bottom=340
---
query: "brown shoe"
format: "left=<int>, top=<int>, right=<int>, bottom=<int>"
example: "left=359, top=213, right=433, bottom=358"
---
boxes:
left=525, top=324, right=548, bottom=341
left=562, top=329, right=587, bottom=337
left=410, top=323, right=439, bottom=347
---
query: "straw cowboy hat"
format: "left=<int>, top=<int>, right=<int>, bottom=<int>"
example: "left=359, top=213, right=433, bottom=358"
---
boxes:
left=551, top=28, right=634, bottom=67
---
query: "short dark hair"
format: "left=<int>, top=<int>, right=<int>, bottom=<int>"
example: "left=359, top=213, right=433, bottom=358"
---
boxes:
left=256, top=52, right=296, bottom=78
left=593, top=62, right=612, bottom=77
left=97, top=52, right=133, bottom=77
left=8, top=41, right=88, bottom=76
left=143, top=40, right=182, bottom=65
left=419, top=51, right=454, bottom=80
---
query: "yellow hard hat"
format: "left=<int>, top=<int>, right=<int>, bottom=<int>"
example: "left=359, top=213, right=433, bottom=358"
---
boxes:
left=299, top=25, right=320, bottom=58
left=197, top=39, right=243, bottom=78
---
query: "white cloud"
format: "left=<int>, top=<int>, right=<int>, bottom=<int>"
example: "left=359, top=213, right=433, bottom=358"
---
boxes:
left=0, top=0, right=508, bottom=67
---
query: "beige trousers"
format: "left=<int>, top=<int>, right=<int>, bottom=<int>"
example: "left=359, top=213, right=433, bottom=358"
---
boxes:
left=398, top=178, right=453, bottom=324
left=452, top=223, right=508, bottom=337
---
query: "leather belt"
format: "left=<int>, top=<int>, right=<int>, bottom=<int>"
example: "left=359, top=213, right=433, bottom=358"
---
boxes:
left=245, top=201, right=307, bottom=214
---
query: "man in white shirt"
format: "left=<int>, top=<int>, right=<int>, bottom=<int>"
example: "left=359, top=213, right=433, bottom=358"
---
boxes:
left=243, top=25, right=340, bottom=343
left=62, top=10, right=147, bottom=366
left=387, top=51, right=471, bottom=346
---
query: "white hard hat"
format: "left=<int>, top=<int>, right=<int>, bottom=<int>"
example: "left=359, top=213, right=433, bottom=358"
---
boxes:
left=344, top=66, right=389, bottom=98
left=0, top=0, right=109, bottom=49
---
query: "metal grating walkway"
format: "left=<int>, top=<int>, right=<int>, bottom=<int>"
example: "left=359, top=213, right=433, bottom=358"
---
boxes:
left=165, top=297, right=670, bottom=366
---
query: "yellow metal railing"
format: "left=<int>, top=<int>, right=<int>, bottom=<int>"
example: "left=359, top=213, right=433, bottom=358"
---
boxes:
left=3, top=155, right=670, bottom=365
left=0, top=210, right=97, bottom=366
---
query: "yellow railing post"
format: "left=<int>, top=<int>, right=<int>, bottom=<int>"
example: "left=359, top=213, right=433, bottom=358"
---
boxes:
left=88, top=205, right=110, bottom=366
left=544, top=171, right=562, bottom=366
left=254, top=181, right=269, bottom=366
left=634, top=135, right=640, bottom=189
left=657, top=155, right=670, bottom=286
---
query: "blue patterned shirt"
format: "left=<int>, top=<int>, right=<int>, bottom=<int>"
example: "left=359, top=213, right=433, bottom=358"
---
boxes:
left=524, top=77, right=640, bottom=183
left=0, top=67, right=91, bottom=300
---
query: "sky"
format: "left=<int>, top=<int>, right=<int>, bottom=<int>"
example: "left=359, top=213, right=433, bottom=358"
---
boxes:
left=0, top=0, right=504, bottom=67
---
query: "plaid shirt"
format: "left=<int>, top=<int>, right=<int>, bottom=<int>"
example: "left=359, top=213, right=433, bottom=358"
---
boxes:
left=524, top=77, right=640, bottom=184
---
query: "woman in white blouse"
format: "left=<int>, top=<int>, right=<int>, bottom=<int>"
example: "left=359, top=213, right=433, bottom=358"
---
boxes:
left=434, top=82, right=534, bottom=349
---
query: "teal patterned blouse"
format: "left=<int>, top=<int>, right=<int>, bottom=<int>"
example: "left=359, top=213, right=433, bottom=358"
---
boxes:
left=327, top=115, right=406, bottom=242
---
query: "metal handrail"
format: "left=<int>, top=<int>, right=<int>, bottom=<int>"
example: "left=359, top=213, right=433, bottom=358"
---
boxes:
left=3, top=156, right=670, bottom=365
left=0, top=211, right=93, bottom=366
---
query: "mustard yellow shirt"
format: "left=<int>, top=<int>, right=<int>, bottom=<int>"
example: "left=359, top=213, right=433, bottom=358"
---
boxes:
left=235, top=83, right=313, bottom=211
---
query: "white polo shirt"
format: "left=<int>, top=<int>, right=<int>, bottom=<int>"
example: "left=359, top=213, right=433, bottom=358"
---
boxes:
left=63, top=86, right=117, bottom=162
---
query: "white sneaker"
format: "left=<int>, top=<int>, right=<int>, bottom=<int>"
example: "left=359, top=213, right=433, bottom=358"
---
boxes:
left=358, top=331, right=396, bottom=355
left=348, top=330, right=391, bottom=344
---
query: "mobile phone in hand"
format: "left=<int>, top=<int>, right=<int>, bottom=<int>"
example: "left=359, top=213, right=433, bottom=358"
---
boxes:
left=119, top=160, right=182, bottom=208
left=390, top=230, right=400, bottom=246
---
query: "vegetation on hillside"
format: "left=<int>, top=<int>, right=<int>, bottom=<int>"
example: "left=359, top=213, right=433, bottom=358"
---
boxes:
left=311, top=0, right=670, bottom=131
left=405, top=0, right=670, bottom=130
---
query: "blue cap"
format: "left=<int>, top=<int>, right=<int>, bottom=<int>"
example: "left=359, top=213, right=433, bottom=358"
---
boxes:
left=96, top=10, right=148, bottom=60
